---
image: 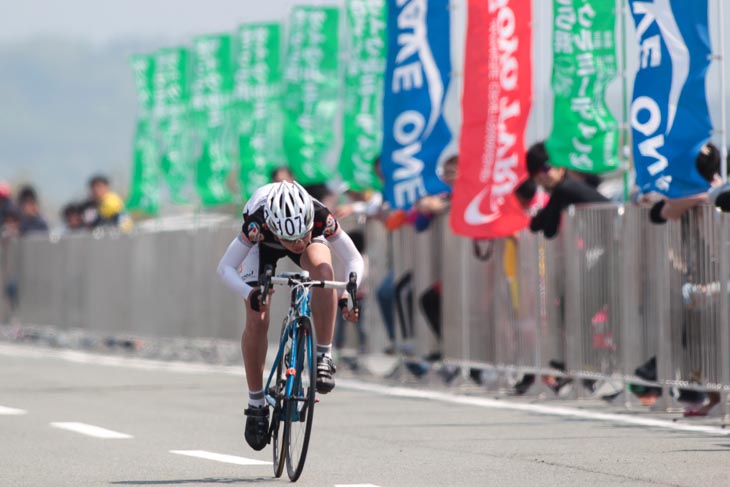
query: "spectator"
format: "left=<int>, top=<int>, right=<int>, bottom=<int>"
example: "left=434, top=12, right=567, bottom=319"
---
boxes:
left=414, top=155, right=457, bottom=217
left=333, top=229, right=368, bottom=369
left=270, top=166, right=294, bottom=183
left=0, top=181, right=15, bottom=229
left=61, top=202, right=86, bottom=233
left=649, top=143, right=721, bottom=223
left=338, top=156, right=400, bottom=356
left=334, top=188, right=383, bottom=222
left=567, top=170, right=603, bottom=190
left=85, top=174, right=131, bottom=231
left=16, top=185, right=48, bottom=236
left=1, top=207, right=21, bottom=323
left=708, top=149, right=730, bottom=211
left=526, top=143, right=612, bottom=394
left=361, top=154, right=456, bottom=365
left=401, top=155, right=462, bottom=382
left=527, top=141, right=611, bottom=239
left=271, top=166, right=339, bottom=213
left=303, top=183, right=337, bottom=210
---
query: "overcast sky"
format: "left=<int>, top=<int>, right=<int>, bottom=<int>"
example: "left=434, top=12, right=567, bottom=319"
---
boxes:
left=1, top=0, right=343, bottom=45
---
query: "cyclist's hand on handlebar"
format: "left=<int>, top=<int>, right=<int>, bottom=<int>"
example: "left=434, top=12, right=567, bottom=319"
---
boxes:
left=249, top=287, right=275, bottom=313
left=338, top=294, right=360, bottom=323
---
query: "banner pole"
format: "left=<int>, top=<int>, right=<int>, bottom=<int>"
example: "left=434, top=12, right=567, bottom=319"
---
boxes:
left=537, top=0, right=545, bottom=140
left=619, top=0, right=631, bottom=202
left=718, top=0, right=728, bottom=181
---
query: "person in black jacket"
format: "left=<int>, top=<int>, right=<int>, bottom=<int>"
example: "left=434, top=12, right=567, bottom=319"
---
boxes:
left=526, top=142, right=610, bottom=239
left=16, top=186, right=48, bottom=236
left=649, top=142, right=721, bottom=224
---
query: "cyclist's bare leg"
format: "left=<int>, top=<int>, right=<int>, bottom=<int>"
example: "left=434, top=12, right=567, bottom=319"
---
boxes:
left=300, top=242, right=336, bottom=346
left=242, top=298, right=270, bottom=393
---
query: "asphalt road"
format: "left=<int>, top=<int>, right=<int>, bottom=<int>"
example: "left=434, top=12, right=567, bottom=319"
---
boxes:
left=1, top=343, right=729, bottom=487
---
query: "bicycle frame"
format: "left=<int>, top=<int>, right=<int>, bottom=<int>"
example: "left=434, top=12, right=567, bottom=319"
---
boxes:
left=259, top=268, right=358, bottom=480
left=264, top=282, right=312, bottom=412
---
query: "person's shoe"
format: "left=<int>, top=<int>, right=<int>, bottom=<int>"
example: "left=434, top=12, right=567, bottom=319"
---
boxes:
left=404, top=359, right=430, bottom=378
left=634, top=356, right=657, bottom=382
left=513, top=374, right=535, bottom=395
left=423, top=351, right=443, bottom=363
left=316, top=355, right=337, bottom=394
left=469, top=368, right=484, bottom=385
left=438, top=365, right=461, bottom=385
left=244, top=406, right=270, bottom=451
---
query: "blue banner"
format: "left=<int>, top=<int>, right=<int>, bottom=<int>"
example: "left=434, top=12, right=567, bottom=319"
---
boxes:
left=629, top=0, right=713, bottom=198
left=381, top=0, right=452, bottom=209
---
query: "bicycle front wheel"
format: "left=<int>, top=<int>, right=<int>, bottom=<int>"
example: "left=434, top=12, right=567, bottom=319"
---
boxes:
left=271, top=321, right=290, bottom=478
left=284, top=316, right=316, bottom=481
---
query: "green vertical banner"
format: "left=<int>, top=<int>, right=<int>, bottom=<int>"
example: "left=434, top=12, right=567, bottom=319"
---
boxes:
left=191, top=34, right=234, bottom=206
left=546, top=0, right=619, bottom=173
left=153, top=47, right=193, bottom=204
left=233, top=23, right=286, bottom=199
left=130, top=54, right=155, bottom=119
left=195, top=127, right=234, bottom=206
left=282, top=6, right=339, bottom=184
left=127, top=121, right=161, bottom=215
left=127, top=55, right=160, bottom=215
left=338, top=0, right=386, bottom=191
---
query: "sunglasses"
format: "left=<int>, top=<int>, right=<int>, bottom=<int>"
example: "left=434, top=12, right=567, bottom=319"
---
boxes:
left=278, top=232, right=311, bottom=245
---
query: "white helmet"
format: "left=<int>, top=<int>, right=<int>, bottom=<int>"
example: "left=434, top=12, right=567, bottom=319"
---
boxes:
left=264, top=181, right=314, bottom=240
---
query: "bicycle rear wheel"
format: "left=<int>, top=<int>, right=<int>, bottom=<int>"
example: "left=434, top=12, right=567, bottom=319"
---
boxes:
left=284, top=317, right=316, bottom=481
left=271, top=320, right=290, bottom=478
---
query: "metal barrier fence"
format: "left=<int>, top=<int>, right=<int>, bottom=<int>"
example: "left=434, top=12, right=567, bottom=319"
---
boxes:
left=5, top=205, right=729, bottom=418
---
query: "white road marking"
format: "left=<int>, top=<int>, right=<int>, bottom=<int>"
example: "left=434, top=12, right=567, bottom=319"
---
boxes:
left=4, top=343, right=729, bottom=438
left=50, top=422, right=133, bottom=439
left=0, top=343, right=244, bottom=376
left=339, top=379, right=730, bottom=437
left=0, top=405, right=27, bottom=415
left=170, top=450, right=270, bottom=466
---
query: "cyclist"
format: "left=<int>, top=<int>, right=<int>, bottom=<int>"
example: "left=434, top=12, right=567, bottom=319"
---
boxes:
left=217, top=180, right=364, bottom=451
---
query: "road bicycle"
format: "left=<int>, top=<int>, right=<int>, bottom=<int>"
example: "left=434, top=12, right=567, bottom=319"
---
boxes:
left=260, top=265, right=357, bottom=481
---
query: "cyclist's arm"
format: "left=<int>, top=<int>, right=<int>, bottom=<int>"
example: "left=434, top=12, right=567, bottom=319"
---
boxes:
left=326, top=228, right=364, bottom=293
left=216, top=233, right=255, bottom=299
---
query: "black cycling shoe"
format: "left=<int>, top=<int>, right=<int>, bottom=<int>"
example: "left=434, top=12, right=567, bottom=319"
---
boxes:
left=316, top=355, right=336, bottom=394
left=244, top=406, right=270, bottom=451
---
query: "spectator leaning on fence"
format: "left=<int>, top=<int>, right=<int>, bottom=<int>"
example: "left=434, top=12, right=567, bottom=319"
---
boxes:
left=341, top=156, right=400, bottom=356
left=647, top=142, right=721, bottom=224
left=270, top=166, right=294, bottom=184
left=85, top=174, right=132, bottom=231
left=16, top=185, right=48, bottom=236
left=0, top=181, right=15, bottom=229
left=526, top=141, right=611, bottom=239
left=399, top=155, right=464, bottom=382
left=61, top=202, right=86, bottom=233
left=333, top=228, right=369, bottom=368
left=707, top=148, right=730, bottom=212
left=1, top=206, right=21, bottom=323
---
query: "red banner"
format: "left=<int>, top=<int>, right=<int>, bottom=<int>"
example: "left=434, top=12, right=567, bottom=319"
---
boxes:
left=450, top=0, right=533, bottom=239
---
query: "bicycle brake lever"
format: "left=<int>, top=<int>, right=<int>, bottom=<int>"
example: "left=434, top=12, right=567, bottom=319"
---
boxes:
left=259, top=265, right=274, bottom=306
left=347, top=272, right=358, bottom=312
